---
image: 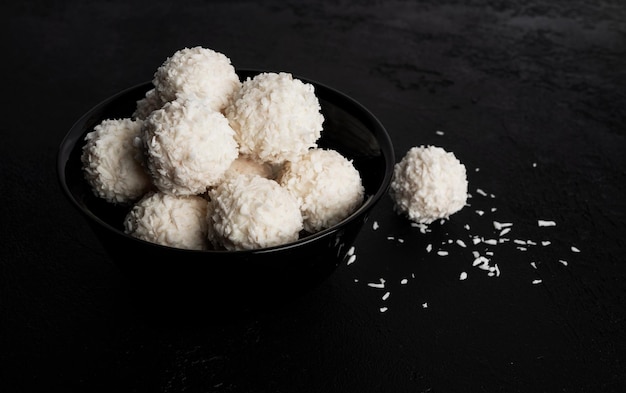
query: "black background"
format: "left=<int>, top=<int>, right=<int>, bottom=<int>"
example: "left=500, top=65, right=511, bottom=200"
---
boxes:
left=2, top=1, right=625, bottom=392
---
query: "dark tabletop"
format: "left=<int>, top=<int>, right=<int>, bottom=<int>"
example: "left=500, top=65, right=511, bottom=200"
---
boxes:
left=2, top=0, right=626, bottom=392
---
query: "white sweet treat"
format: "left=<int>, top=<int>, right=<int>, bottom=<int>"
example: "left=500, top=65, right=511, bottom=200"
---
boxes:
left=223, top=155, right=274, bottom=180
left=207, top=175, right=303, bottom=250
left=390, top=145, right=468, bottom=224
left=224, top=72, right=324, bottom=164
left=133, top=88, right=164, bottom=120
left=152, top=46, right=241, bottom=112
left=142, top=97, right=239, bottom=196
left=124, top=192, right=209, bottom=250
left=278, top=148, right=364, bottom=233
left=81, top=118, right=152, bottom=204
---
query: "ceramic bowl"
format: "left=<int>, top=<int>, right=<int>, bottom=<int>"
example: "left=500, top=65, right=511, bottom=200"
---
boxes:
left=57, top=70, right=394, bottom=306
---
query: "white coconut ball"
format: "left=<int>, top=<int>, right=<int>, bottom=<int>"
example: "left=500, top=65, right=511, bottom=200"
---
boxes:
left=222, top=155, right=275, bottom=180
left=389, top=145, right=468, bottom=224
left=81, top=118, right=152, bottom=204
left=224, top=72, right=324, bottom=164
left=124, top=192, right=209, bottom=250
left=152, top=46, right=241, bottom=112
left=207, top=175, right=303, bottom=251
left=133, top=88, right=164, bottom=120
left=142, top=97, right=239, bottom=196
left=277, top=148, right=364, bottom=233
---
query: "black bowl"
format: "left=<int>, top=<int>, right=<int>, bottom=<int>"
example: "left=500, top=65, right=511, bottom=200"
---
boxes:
left=57, top=70, right=394, bottom=307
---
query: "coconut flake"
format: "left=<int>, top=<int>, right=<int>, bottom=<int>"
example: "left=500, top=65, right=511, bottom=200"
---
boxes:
left=538, top=220, right=556, bottom=227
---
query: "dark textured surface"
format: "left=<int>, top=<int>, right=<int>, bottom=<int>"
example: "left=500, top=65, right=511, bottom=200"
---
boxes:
left=2, top=1, right=626, bottom=392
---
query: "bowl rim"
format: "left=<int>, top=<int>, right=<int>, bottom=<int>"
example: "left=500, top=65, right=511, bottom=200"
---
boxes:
left=57, top=69, right=395, bottom=255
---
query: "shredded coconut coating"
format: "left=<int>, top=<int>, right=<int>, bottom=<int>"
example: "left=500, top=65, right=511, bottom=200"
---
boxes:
left=223, top=155, right=274, bottom=180
left=124, top=192, right=209, bottom=250
left=81, top=118, right=152, bottom=204
left=278, top=148, right=364, bottom=233
left=390, top=145, right=468, bottom=224
left=152, top=46, right=241, bottom=112
left=142, top=97, right=239, bottom=196
left=207, top=175, right=303, bottom=250
left=133, top=88, right=164, bottom=120
left=224, top=72, right=324, bottom=164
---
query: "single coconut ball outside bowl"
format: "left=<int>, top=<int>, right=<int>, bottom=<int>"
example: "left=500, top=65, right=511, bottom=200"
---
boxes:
left=57, top=68, right=395, bottom=309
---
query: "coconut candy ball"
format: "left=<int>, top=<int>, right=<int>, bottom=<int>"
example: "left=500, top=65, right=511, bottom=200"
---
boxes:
left=389, top=145, right=468, bottom=224
left=81, top=118, right=152, bottom=204
left=142, top=97, right=239, bottom=196
left=152, top=46, right=241, bottom=112
left=133, top=88, right=164, bottom=120
left=278, top=148, right=364, bottom=233
left=224, top=72, right=324, bottom=164
left=222, top=155, right=275, bottom=181
left=207, top=175, right=303, bottom=251
left=124, top=192, right=209, bottom=250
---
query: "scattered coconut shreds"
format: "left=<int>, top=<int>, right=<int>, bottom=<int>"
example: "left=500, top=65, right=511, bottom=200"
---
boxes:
left=499, top=238, right=509, bottom=243
left=382, top=292, right=391, bottom=301
left=532, top=279, right=543, bottom=285
left=456, top=239, right=467, bottom=248
left=459, top=272, right=468, bottom=280
left=367, top=279, right=386, bottom=289
left=571, top=246, right=581, bottom=253
left=387, top=236, right=395, bottom=241
left=372, top=221, right=379, bottom=230
left=538, top=220, right=557, bottom=227
left=436, top=130, right=445, bottom=136
left=380, top=307, right=388, bottom=313
left=559, top=260, right=569, bottom=266
left=542, top=241, right=551, bottom=246
left=517, top=247, right=527, bottom=251
left=475, top=168, right=480, bottom=172
left=473, top=256, right=489, bottom=266
left=347, top=246, right=355, bottom=256
left=533, top=162, right=537, bottom=167
left=472, top=251, right=480, bottom=259
left=398, top=238, right=405, bottom=243
left=495, top=264, right=501, bottom=277
left=499, top=228, right=511, bottom=236
left=491, top=207, right=497, bottom=212
left=514, top=240, right=527, bottom=245
left=472, top=237, right=481, bottom=245
left=400, top=279, right=408, bottom=285
left=426, top=244, right=432, bottom=253
left=530, top=262, right=537, bottom=269
left=484, top=239, right=498, bottom=245
left=422, top=303, right=428, bottom=309
left=437, top=250, right=449, bottom=256
left=347, top=254, right=357, bottom=265
left=476, top=210, right=485, bottom=216
left=464, top=224, right=470, bottom=230
left=485, top=251, right=494, bottom=256
left=476, top=188, right=488, bottom=197
left=494, top=221, right=513, bottom=230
